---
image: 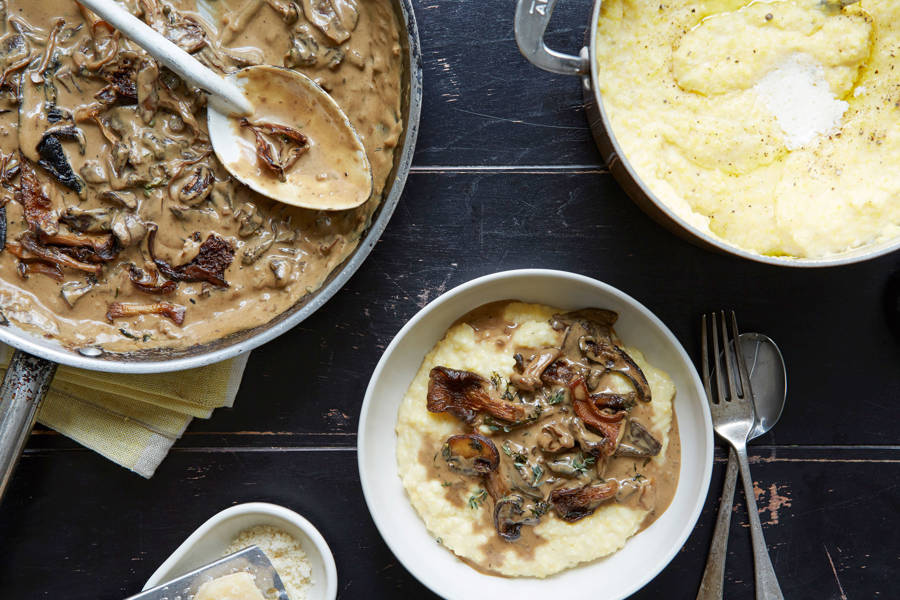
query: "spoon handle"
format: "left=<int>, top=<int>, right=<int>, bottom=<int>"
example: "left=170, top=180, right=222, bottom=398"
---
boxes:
left=735, top=444, right=785, bottom=600
left=695, top=447, right=739, bottom=600
left=77, top=0, right=252, bottom=116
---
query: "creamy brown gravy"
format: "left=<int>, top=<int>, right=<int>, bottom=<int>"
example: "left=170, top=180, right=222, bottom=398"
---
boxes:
left=224, top=65, right=372, bottom=210
left=419, top=302, right=681, bottom=575
left=0, top=0, right=403, bottom=352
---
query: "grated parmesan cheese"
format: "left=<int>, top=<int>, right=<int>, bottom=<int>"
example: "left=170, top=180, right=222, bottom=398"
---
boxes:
left=754, top=53, right=849, bottom=150
left=224, top=525, right=312, bottom=600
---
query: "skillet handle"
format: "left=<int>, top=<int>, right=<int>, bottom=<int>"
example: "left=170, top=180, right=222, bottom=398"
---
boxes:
left=0, top=350, right=58, bottom=501
left=514, top=0, right=589, bottom=76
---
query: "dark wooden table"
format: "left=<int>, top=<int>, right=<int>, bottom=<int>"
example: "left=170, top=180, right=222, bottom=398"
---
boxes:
left=2, top=1, right=899, bottom=598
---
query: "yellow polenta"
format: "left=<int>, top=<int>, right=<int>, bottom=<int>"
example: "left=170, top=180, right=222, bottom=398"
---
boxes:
left=595, top=0, right=899, bottom=258
left=395, top=302, right=675, bottom=577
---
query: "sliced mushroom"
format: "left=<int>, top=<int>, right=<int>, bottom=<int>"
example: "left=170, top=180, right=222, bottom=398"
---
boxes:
left=426, top=366, right=529, bottom=425
left=106, top=301, right=186, bottom=325
left=493, top=495, right=539, bottom=542
left=614, top=420, right=662, bottom=458
left=16, top=161, right=58, bottom=236
left=300, top=0, right=359, bottom=44
left=572, top=396, right=623, bottom=456
left=578, top=336, right=652, bottom=403
left=79, top=161, right=107, bottom=184
left=441, top=433, right=499, bottom=477
left=13, top=234, right=102, bottom=273
left=60, top=280, right=96, bottom=307
left=510, top=347, right=560, bottom=391
left=178, top=165, right=214, bottom=205
left=540, top=358, right=576, bottom=386
left=99, top=189, right=137, bottom=210
left=239, top=119, right=309, bottom=181
left=110, top=212, right=147, bottom=247
left=128, top=264, right=176, bottom=295
left=17, top=260, right=63, bottom=281
left=147, top=224, right=234, bottom=287
left=536, top=421, right=575, bottom=453
left=60, top=207, right=114, bottom=233
left=549, top=481, right=619, bottom=522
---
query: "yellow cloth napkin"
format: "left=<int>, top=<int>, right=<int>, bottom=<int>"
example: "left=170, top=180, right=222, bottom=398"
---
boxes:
left=0, top=345, right=249, bottom=478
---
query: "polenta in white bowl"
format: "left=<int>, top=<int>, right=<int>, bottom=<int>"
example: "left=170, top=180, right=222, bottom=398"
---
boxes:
left=358, top=270, right=712, bottom=600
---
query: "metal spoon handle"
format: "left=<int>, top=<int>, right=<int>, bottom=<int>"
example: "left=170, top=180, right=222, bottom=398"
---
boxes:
left=77, top=0, right=252, bottom=116
left=735, top=444, right=784, bottom=600
left=696, top=447, right=740, bottom=600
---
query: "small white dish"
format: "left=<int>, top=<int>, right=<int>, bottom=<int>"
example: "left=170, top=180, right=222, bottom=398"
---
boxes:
left=142, top=502, right=337, bottom=600
left=358, top=269, right=713, bottom=600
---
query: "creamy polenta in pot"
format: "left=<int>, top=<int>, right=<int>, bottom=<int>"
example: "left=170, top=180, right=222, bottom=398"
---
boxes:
left=396, top=302, right=680, bottom=577
left=0, top=0, right=403, bottom=352
left=595, top=0, right=899, bottom=258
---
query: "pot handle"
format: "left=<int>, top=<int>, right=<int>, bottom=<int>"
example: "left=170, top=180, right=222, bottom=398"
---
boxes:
left=515, top=0, right=589, bottom=76
left=0, top=350, right=58, bottom=501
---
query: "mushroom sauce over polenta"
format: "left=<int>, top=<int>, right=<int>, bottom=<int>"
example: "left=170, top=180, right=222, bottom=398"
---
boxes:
left=595, top=0, right=899, bottom=259
left=396, top=302, right=680, bottom=577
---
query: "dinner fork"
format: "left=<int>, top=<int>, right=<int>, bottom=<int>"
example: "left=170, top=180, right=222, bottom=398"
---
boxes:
left=699, top=312, right=784, bottom=600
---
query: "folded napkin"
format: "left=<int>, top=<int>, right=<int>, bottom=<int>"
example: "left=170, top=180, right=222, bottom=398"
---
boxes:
left=0, top=345, right=249, bottom=478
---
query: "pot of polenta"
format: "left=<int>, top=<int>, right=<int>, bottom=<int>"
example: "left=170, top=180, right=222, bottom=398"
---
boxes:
left=515, top=0, right=899, bottom=267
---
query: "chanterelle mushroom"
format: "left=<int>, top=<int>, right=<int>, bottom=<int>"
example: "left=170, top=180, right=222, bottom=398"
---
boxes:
left=510, top=347, right=560, bottom=391
left=426, top=366, right=529, bottom=425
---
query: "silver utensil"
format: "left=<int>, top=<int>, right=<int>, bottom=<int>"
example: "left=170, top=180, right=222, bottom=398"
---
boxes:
left=125, top=545, right=288, bottom=600
left=700, top=312, right=784, bottom=600
left=697, top=333, right=787, bottom=599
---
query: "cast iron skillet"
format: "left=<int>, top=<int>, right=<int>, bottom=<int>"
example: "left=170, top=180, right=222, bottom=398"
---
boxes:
left=514, top=0, right=900, bottom=267
left=0, top=0, right=423, bottom=500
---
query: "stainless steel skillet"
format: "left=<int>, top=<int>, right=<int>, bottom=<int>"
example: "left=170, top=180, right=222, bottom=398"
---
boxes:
left=515, top=0, right=900, bottom=267
left=0, top=0, right=422, bottom=500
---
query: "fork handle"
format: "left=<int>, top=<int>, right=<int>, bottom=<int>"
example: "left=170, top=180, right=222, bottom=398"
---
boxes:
left=735, top=444, right=785, bottom=600
left=696, top=447, right=740, bottom=600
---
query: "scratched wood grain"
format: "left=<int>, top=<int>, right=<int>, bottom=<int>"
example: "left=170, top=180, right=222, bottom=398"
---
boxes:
left=1, top=447, right=896, bottom=599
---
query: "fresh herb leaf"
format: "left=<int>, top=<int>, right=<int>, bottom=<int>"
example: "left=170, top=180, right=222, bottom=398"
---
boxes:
left=502, top=441, right=527, bottom=467
left=548, top=389, right=566, bottom=405
left=441, top=481, right=452, bottom=487
left=531, top=464, right=544, bottom=486
left=572, top=453, right=596, bottom=475
left=468, top=489, right=487, bottom=509
left=490, top=371, right=502, bottom=389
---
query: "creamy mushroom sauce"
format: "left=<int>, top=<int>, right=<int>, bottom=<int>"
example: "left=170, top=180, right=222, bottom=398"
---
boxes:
left=420, top=303, right=680, bottom=568
left=0, top=0, right=403, bottom=352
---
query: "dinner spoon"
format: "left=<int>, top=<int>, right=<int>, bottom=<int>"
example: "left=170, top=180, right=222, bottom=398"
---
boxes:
left=77, top=0, right=373, bottom=211
left=696, top=333, right=787, bottom=600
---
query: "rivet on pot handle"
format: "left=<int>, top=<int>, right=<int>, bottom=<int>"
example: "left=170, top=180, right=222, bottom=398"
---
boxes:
left=515, top=0, right=589, bottom=76
left=0, top=350, right=58, bottom=502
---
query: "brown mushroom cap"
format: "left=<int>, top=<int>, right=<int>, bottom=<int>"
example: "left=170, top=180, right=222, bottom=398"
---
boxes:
left=549, top=480, right=620, bottom=522
left=614, top=420, right=662, bottom=458
left=493, top=494, right=540, bottom=542
left=442, top=433, right=500, bottom=476
left=426, top=366, right=528, bottom=424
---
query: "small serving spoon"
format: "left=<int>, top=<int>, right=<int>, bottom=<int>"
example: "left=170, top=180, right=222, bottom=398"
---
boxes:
left=78, top=0, right=373, bottom=211
left=696, top=333, right=787, bottom=600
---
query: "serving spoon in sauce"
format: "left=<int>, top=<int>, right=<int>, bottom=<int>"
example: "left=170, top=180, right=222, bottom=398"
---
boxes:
left=696, top=333, right=787, bottom=600
left=77, top=0, right=373, bottom=211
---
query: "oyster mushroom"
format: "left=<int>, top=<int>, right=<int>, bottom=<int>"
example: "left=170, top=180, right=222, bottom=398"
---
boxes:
left=549, top=481, right=619, bottom=522
left=426, top=366, right=529, bottom=425
left=441, top=433, right=499, bottom=477
left=614, top=420, right=662, bottom=458
left=510, top=347, right=560, bottom=391
left=493, top=495, right=539, bottom=542
left=110, top=212, right=147, bottom=247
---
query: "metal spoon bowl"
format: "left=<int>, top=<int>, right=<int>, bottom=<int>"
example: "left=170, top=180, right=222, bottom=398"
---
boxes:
left=696, top=332, right=787, bottom=600
left=78, top=0, right=373, bottom=211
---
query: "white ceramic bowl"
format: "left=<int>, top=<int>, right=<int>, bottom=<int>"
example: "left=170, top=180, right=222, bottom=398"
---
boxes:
left=142, top=502, right=337, bottom=600
left=358, top=269, right=713, bottom=600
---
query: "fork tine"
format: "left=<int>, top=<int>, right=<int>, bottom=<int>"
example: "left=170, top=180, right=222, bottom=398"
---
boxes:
left=729, top=310, right=753, bottom=400
left=710, top=313, right=726, bottom=403
left=701, top=315, right=713, bottom=403
left=719, top=310, right=739, bottom=402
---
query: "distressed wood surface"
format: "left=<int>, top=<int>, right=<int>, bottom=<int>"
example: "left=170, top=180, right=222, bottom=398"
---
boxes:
left=3, top=0, right=900, bottom=598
